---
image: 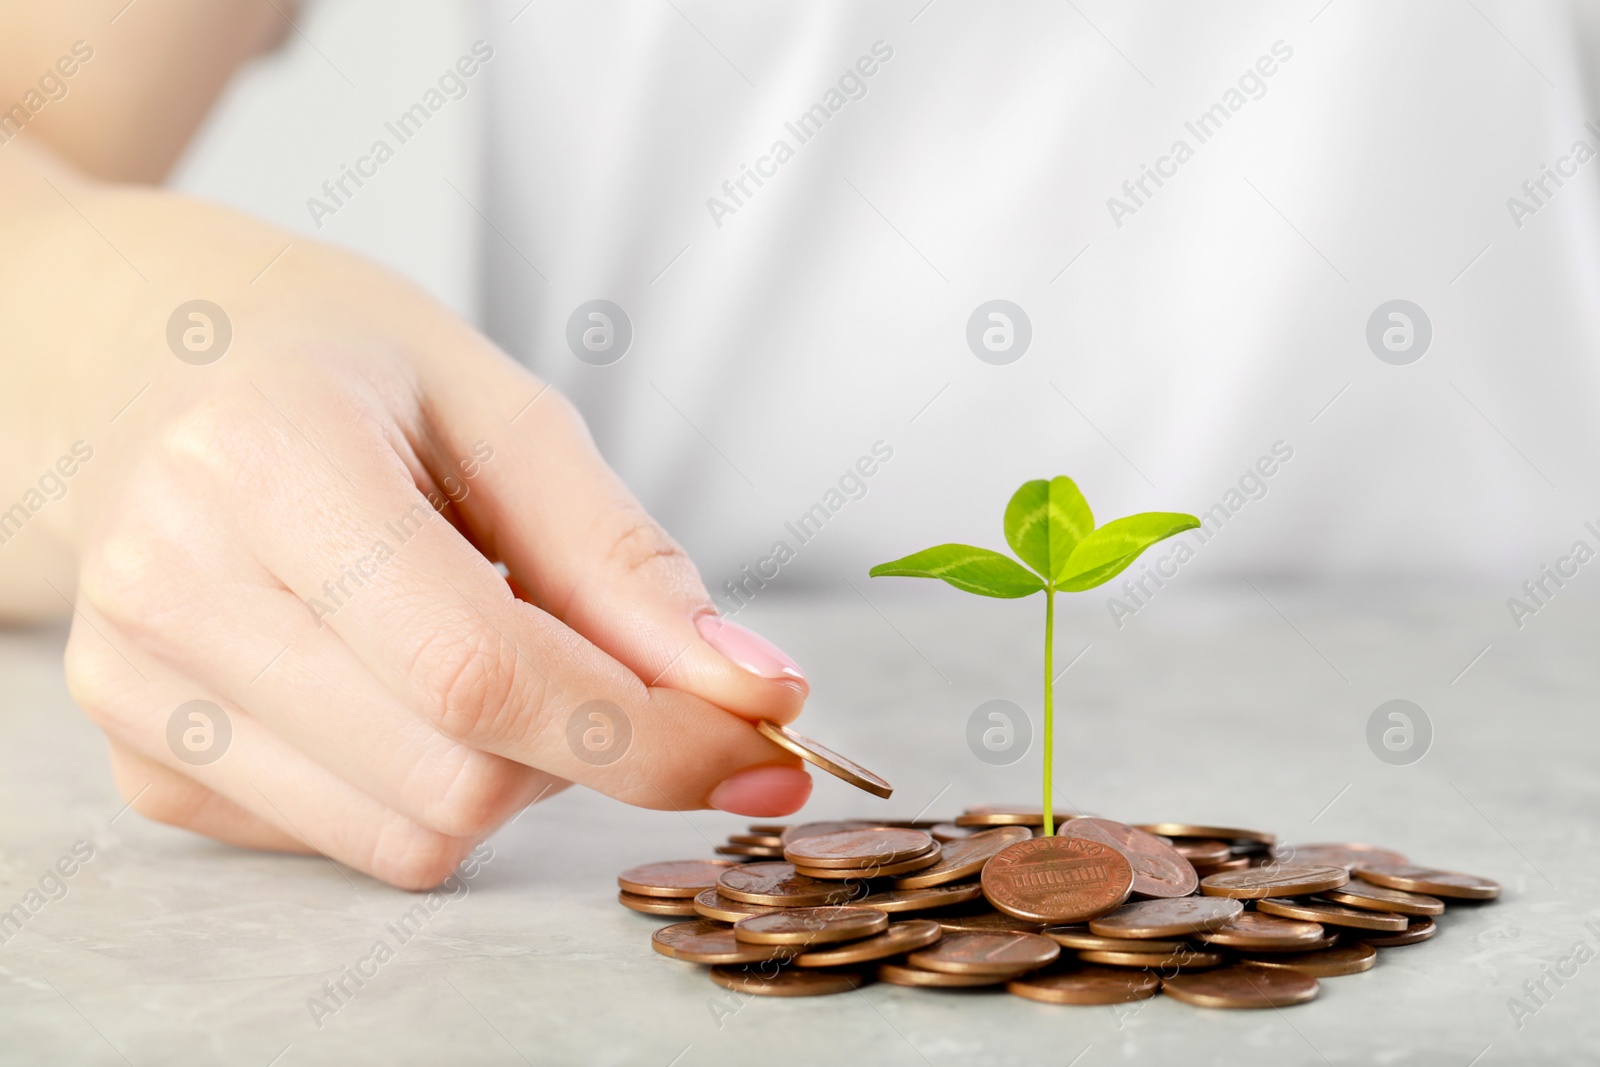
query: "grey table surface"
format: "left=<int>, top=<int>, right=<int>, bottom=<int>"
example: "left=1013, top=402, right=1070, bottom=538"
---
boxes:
left=1, top=581, right=1596, bottom=1066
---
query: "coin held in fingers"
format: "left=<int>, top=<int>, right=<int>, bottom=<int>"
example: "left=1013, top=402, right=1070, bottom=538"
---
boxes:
left=756, top=720, right=893, bottom=799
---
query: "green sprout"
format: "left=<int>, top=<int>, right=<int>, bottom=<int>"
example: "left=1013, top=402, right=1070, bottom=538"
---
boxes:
left=869, top=476, right=1199, bottom=836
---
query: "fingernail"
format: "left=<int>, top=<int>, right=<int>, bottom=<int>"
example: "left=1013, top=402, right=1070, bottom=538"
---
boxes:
left=695, top=614, right=807, bottom=688
left=708, top=764, right=812, bottom=816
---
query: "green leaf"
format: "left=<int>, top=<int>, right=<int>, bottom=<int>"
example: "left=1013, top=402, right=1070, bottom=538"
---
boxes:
left=869, top=544, right=1046, bottom=598
left=1004, top=476, right=1095, bottom=582
left=1055, top=512, right=1201, bottom=591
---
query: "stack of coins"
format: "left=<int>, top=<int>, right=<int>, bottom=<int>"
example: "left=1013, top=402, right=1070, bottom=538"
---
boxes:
left=620, top=807, right=1502, bottom=1008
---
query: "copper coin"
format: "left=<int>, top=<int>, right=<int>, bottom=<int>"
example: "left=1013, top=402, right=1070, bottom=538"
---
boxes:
left=1194, top=857, right=1250, bottom=877
left=785, top=828, right=936, bottom=869
left=1043, top=925, right=1189, bottom=954
left=652, top=919, right=729, bottom=958
left=618, top=891, right=699, bottom=917
left=894, top=826, right=1032, bottom=889
left=1271, top=842, right=1408, bottom=870
left=982, top=837, right=1134, bottom=923
left=755, top=720, right=893, bottom=799
left=714, top=844, right=784, bottom=858
left=618, top=859, right=739, bottom=898
left=794, top=919, right=943, bottom=967
left=1195, top=911, right=1326, bottom=950
left=1243, top=931, right=1339, bottom=953
left=1061, top=818, right=1198, bottom=899
left=748, top=823, right=790, bottom=836
left=1089, top=897, right=1243, bottom=938
left=931, top=823, right=976, bottom=843
left=709, top=964, right=866, bottom=997
left=1355, top=863, right=1501, bottom=901
left=935, top=911, right=1048, bottom=934
left=908, top=931, right=1061, bottom=976
left=1078, top=947, right=1223, bottom=969
left=857, top=883, right=984, bottom=913
left=1241, top=942, right=1378, bottom=977
left=673, top=929, right=800, bottom=965
left=1136, top=823, right=1276, bottom=847
left=793, top=851, right=941, bottom=880
left=1354, top=917, right=1438, bottom=947
left=1318, top=879, right=1445, bottom=916
left=693, top=889, right=788, bottom=923
left=1161, top=964, right=1319, bottom=1008
left=728, top=833, right=785, bottom=848
left=1201, top=864, right=1348, bottom=899
left=717, top=862, right=863, bottom=906
left=1255, top=897, right=1407, bottom=932
left=1007, top=966, right=1161, bottom=1005
left=1171, top=839, right=1231, bottom=866
left=955, top=804, right=1076, bottom=828
left=779, top=821, right=878, bottom=846
left=733, top=905, right=888, bottom=945
left=877, top=962, right=1007, bottom=988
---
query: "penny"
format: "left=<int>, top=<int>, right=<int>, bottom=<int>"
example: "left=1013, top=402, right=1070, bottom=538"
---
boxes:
left=793, top=851, right=941, bottom=880
left=748, top=823, right=790, bottom=836
left=908, top=931, right=1061, bottom=976
left=1271, top=842, right=1408, bottom=870
left=895, top=826, right=1032, bottom=889
left=755, top=720, right=893, bottom=799
left=1061, top=818, right=1198, bottom=899
left=1078, top=947, right=1224, bottom=969
left=1354, top=917, right=1438, bottom=947
left=1201, top=864, right=1348, bottom=899
left=877, top=962, right=1008, bottom=988
left=955, top=804, right=1076, bottom=828
left=1194, top=857, right=1250, bottom=876
left=714, top=844, right=784, bottom=858
left=1255, top=897, right=1407, bottom=933
left=1171, top=839, right=1231, bottom=866
left=673, top=929, right=800, bottom=965
left=1043, top=926, right=1190, bottom=954
left=618, top=891, right=700, bottom=917
left=1195, top=911, right=1327, bottom=950
left=1162, top=964, right=1320, bottom=1008
left=930, top=823, right=976, bottom=843
left=1136, top=823, right=1277, bottom=847
left=717, top=862, right=863, bottom=906
left=856, top=883, right=984, bottom=913
left=1355, top=863, right=1501, bottom=901
left=779, top=821, right=878, bottom=846
left=709, top=964, right=866, bottom=997
left=734, top=906, right=888, bottom=946
left=935, top=911, right=1048, bottom=934
left=1007, top=966, right=1161, bottom=1005
left=1241, top=942, right=1378, bottom=977
left=692, top=889, right=788, bottom=923
left=784, top=828, right=936, bottom=869
left=1234, top=930, right=1340, bottom=953
left=982, top=837, right=1134, bottom=923
left=618, top=859, right=738, bottom=898
left=652, top=919, right=728, bottom=958
left=794, top=919, right=944, bottom=967
left=1319, top=879, right=1445, bottom=916
left=728, top=833, right=785, bottom=848
left=1089, top=897, right=1244, bottom=938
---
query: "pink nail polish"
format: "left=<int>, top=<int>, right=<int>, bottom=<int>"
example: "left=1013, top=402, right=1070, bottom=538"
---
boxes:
left=695, top=614, right=807, bottom=687
left=708, top=765, right=812, bottom=816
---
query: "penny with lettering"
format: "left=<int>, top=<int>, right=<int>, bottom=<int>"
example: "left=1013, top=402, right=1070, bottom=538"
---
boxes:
left=793, top=919, right=944, bottom=967
left=1200, top=864, right=1349, bottom=899
left=1162, top=964, right=1320, bottom=1008
left=717, top=862, right=864, bottom=907
left=1088, top=897, right=1244, bottom=939
left=1354, top=863, right=1501, bottom=901
left=709, top=964, right=866, bottom=997
left=1318, top=879, right=1445, bottom=916
left=733, top=906, right=887, bottom=946
left=895, top=826, right=1032, bottom=889
left=1195, top=911, right=1327, bottom=950
left=784, top=828, right=936, bottom=869
left=1063, top=817, right=1198, bottom=899
left=981, top=837, right=1134, bottom=923
left=907, top=930, right=1061, bottom=976
left=618, top=859, right=739, bottom=898
left=1006, top=966, right=1161, bottom=1005
left=1255, top=897, right=1407, bottom=933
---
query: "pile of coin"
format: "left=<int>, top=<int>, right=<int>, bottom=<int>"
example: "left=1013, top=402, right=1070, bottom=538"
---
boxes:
left=618, top=807, right=1501, bottom=1008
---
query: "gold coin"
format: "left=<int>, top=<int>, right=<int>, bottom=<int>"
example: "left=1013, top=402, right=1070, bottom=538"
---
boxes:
left=1006, top=966, right=1161, bottom=1005
left=1078, top=947, right=1223, bottom=969
left=1200, top=864, right=1348, bottom=899
left=1161, top=963, right=1319, bottom=1008
left=1354, top=917, right=1438, bottom=947
left=877, top=962, right=1008, bottom=988
left=1088, top=897, right=1243, bottom=938
left=652, top=919, right=728, bottom=958
left=1061, top=818, right=1199, bottom=899
left=935, top=911, right=1048, bottom=934
left=692, top=888, right=787, bottom=923
left=794, top=919, right=943, bottom=967
left=1195, top=911, right=1326, bottom=950
left=1255, top=897, right=1407, bottom=932
left=793, top=851, right=941, bottom=880
left=1241, top=942, right=1378, bottom=977
left=733, top=905, right=888, bottom=945
left=1042, top=926, right=1189, bottom=954
left=1318, top=879, right=1445, bottom=916
left=1135, top=823, right=1277, bottom=847
left=784, top=828, right=936, bottom=868
left=1354, top=863, right=1501, bottom=901
left=717, top=862, right=864, bottom=906
left=982, top=837, right=1134, bottom=923
left=672, top=929, right=800, bottom=965
left=618, top=891, right=700, bottom=917
left=618, top=859, right=738, bottom=898
left=1271, top=842, right=1407, bottom=870
left=709, top=964, right=865, bottom=997
left=894, top=826, right=1032, bottom=889
left=856, top=883, right=984, bottom=913
left=954, top=804, right=1076, bottom=828
left=755, top=720, right=893, bottom=799
left=907, top=930, right=1060, bottom=976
